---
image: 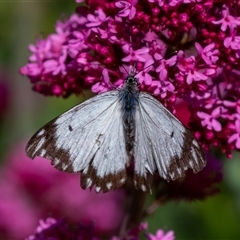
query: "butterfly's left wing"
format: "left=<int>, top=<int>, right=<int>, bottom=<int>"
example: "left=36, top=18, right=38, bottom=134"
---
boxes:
left=26, top=91, right=129, bottom=192
left=133, top=92, right=206, bottom=191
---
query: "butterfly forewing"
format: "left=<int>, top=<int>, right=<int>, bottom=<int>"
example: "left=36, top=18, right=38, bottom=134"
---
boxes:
left=133, top=92, right=206, bottom=187
left=26, top=91, right=129, bottom=192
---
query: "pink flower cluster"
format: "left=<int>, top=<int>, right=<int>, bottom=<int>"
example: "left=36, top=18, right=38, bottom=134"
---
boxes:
left=20, top=0, right=240, bottom=156
left=0, top=142, right=125, bottom=239
left=0, top=142, right=221, bottom=239
left=26, top=218, right=174, bottom=240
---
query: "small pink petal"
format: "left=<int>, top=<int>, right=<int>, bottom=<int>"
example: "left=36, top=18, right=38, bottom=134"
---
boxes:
left=186, top=74, right=194, bottom=84
left=228, top=133, right=238, bottom=143
left=159, top=68, right=167, bottom=81
left=144, top=74, right=152, bottom=85
left=236, top=138, right=240, bottom=149
left=205, top=68, right=216, bottom=76
left=212, top=119, right=222, bottom=132
left=205, top=43, right=215, bottom=52
left=135, top=48, right=149, bottom=54
left=195, top=42, right=202, bottom=53
left=194, top=71, right=208, bottom=80
left=212, top=107, right=221, bottom=117
left=197, top=111, right=209, bottom=119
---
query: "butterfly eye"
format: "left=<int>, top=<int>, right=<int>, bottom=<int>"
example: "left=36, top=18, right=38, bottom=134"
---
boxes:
left=126, top=76, right=137, bottom=85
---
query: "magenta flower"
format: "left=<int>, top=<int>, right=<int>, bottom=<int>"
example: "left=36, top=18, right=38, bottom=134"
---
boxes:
left=91, top=68, right=113, bottom=93
left=147, top=229, right=175, bottom=240
left=20, top=0, right=240, bottom=157
left=151, top=80, right=175, bottom=99
left=228, top=119, right=240, bottom=149
left=148, top=0, right=164, bottom=7
left=224, top=36, right=240, bottom=50
left=115, top=0, right=137, bottom=20
left=136, top=59, right=154, bottom=85
left=212, top=6, right=240, bottom=32
left=195, top=43, right=219, bottom=65
left=156, top=56, right=177, bottom=81
left=86, top=8, right=109, bottom=28
left=27, top=218, right=173, bottom=240
left=0, top=141, right=125, bottom=239
left=26, top=218, right=98, bottom=240
left=197, top=107, right=223, bottom=132
left=0, top=177, right=39, bottom=240
left=122, top=44, right=150, bottom=62
left=177, top=52, right=214, bottom=85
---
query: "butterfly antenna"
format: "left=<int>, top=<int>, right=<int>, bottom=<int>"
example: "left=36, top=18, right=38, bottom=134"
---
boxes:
left=121, top=64, right=129, bottom=75
left=132, top=62, right=137, bottom=75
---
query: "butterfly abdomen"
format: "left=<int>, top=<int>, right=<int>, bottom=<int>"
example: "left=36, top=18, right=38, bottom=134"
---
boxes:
left=119, top=76, right=139, bottom=153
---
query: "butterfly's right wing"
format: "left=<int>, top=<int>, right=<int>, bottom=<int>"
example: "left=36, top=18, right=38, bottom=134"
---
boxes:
left=26, top=91, right=129, bottom=192
left=133, top=92, right=206, bottom=191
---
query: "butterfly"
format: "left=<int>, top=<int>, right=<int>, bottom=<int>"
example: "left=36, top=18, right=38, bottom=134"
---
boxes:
left=26, top=72, right=206, bottom=193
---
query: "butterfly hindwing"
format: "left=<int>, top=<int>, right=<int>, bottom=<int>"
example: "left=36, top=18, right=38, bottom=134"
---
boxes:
left=133, top=92, right=206, bottom=188
left=26, top=91, right=129, bottom=192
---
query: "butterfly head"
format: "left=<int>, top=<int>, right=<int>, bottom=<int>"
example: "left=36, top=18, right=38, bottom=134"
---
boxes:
left=125, top=74, right=138, bottom=87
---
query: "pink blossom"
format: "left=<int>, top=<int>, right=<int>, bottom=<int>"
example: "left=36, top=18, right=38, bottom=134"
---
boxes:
left=122, top=44, right=150, bottom=62
left=228, top=119, right=240, bottom=149
left=91, top=68, right=113, bottom=93
left=20, top=63, right=42, bottom=77
left=27, top=218, right=172, bottom=240
left=156, top=56, right=177, bottom=81
left=212, top=6, right=240, bottom=31
left=169, top=0, right=182, bottom=7
left=197, top=107, right=223, bottom=132
left=152, top=80, right=175, bottom=98
left=0, top=141, right=125, bottom=239
left=0, top=179, right=39, bottom=239
left=195, top=42, right=219, bottom=64
left=68, top=31, right=88, bottom=58
left=28, top=39, right=51, bottom=62
left=177, top=55, right=208, bottom=84
left=86, top=8, right=109, bottom=28
left=20, top=0, right=240, bottom=156
left=147, top=230, right=175, bottom=240
left=26, top=218, right=98, bottom=240
left=148, top=0, right=164, bottom=7
left=115, top=0, right=137, bottom=20
left=186, top=70, right=208, bottom=85
left=43, top=47, right=67, bottom=75
left=137, top=59, right=154, bottom=85
left=224, top=36, right=240, bottom=50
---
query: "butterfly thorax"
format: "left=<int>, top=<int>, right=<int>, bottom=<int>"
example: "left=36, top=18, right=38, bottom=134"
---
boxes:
left=118, top=75, right=139, bottom=154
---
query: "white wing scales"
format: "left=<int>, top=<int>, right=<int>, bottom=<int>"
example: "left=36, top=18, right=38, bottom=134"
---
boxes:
left=133, top=92, right=206, bottom=190
left=26, top=91, right=129, bottom=192
left=26, top=88, right=206, bottom=193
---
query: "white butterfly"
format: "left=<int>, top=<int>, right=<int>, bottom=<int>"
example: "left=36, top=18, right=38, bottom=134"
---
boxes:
left=26, top=73, right=206, bottom=193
